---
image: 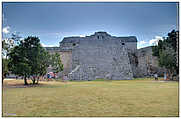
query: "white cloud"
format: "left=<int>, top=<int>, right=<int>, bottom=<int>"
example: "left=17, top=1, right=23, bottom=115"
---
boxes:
left=139, top=40, right=147, bottom=45
left=20, top=38, right=24, bottom=41
left=149, top=36, right=164, bottom=45
left=41, top=43, right=58, bottom=47
left=3, top=26, right=10, bottom=34
left=137, top=40, right=149, bottom=49
left=79, top=35, right=85, bottom=37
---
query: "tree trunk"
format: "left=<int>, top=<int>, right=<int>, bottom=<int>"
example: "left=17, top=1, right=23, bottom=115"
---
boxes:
left=36, top=76, right=39, bottom=84
left=170, top=72, right=174, bottom=80
left=24, top=76, right=28, bottom=85
left=167, top=70, right=174, bottom=80
left=32, top=77, right=36, bottom=85
left=2, top=74, right=4, bottom=85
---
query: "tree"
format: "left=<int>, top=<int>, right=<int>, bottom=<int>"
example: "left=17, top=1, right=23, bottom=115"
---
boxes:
left=8, top=45, right=31, bottom=85
left=33, top=48, right=50, bottom=84
left=8, top=36, right=50, bottom=85
left=2, top=58, right=9, bottom=81
left=2, top=33, right=21, bottom=82
left=2, top=40, right=10, bottom=82
left=152, top=30, right=178, bottom=80
left=2, top=33, right=22, bottom=58
left=23, top=36, right=44, bottom=84
left=159, top=47, right=177, bottom=80
left=50, top=53, right=64, bottom=76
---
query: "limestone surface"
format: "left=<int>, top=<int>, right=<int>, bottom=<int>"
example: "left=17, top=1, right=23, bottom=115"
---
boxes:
left=45, top=32, right=164, bottom=80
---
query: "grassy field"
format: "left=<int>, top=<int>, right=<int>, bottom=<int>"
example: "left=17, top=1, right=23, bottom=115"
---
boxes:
left=2, top=78, right=179, bottom=117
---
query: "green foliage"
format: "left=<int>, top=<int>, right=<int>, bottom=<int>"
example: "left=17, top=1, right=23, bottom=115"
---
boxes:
left=37, top=49, right=50, bottom=76
left=2, top=40, right=10, bottom=81
left=2, top=40, right=9, bottom=57
left=152, top=30, right=178, bottom=79
left=152, top=40, right=164, bottom=57
left=2, top=33, right=22, bottom=83
left=2, top=58, right=9, bottom=80
left=167, top=30, right=177, bottom=52
left=8, top=45, right=31, bottom=85
left=50, top=53, right=63, bottom=73
left=8, top=36, right=50, bottom=85
left=159, top=47, right=176, bottom=70
left=2, top=33, right=22, bottom=58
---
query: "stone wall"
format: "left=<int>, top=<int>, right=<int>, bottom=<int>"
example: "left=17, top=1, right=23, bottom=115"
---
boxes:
left=68, top=33, right=133, bottom=80
left=45, top=44, right=165, bottom=79
left=128, top=51, right=139, bottom=77
left=46, top=32, right=160, bottom=80
left=134, top=46, right=165, bottom=77
left=126, top=42, right=137, bottom=53
left=120, top=36, right=137, bottom=53
left=59, top=51, right=72, bottom=75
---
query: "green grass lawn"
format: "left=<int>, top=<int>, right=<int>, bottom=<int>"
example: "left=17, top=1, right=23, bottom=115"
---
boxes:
left=2, top=78, right=179, bottom=117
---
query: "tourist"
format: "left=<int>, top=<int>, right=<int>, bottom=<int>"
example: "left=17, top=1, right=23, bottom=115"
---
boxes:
left=154, top=73, right=158, bottom=80
left=47, top=73, right=51, bottom=81
left=62, top=75, right=68, bottom=82
left=164, top=72, right=167, bottom=80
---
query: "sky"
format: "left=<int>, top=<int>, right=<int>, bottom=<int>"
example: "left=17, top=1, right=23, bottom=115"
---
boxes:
left=2, top=2, right=178, bottom=49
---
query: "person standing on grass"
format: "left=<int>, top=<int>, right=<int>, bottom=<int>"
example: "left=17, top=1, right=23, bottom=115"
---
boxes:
left=62, top=75, right=68, bottom=83
left=65, top=75, right=69, bottom=81
left=154, top=73, right=158, bottom=80
left=47, top=73, right=51, bottom=81
left=164, top=72, right=167, bottom=80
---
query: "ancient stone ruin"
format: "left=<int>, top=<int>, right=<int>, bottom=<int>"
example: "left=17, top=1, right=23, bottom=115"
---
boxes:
left=45, top=32, right=164, bottom=80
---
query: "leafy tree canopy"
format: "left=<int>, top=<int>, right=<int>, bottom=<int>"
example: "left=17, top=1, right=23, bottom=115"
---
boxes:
left=8, top=36, right=50, bottom=85
left=152, top=30, right=178, bottom=80
left=50, top=53, right=64, bottom=74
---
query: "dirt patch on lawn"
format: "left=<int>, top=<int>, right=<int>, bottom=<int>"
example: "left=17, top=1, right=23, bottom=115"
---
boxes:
left=2, top=80, right=48, bottom=88
left=3, top=83, right=46, bottom=88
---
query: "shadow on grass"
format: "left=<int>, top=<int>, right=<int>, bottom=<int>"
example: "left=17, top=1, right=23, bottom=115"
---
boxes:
left=3, top=83, right=46, bottom=88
